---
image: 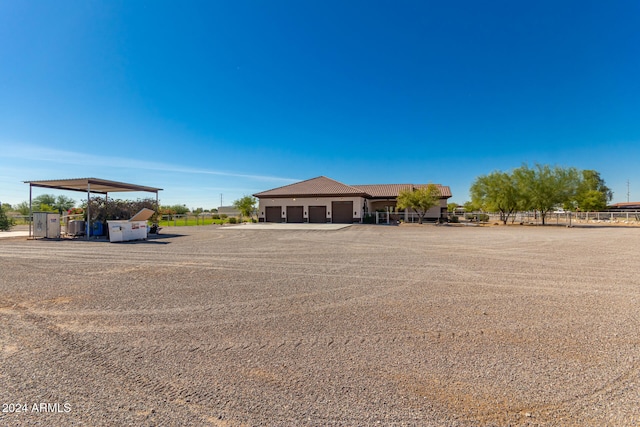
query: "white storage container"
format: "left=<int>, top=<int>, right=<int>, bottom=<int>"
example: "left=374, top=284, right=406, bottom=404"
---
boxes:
left=107, top=208, right=155, bottom=243
left=33, top=212, right=61, bottom=238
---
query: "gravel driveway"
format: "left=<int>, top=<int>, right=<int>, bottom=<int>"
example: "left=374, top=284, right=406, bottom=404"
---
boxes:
left=1, top=224, right=639, bottom=426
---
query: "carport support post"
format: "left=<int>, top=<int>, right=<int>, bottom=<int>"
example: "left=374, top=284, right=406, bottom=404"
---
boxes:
left=28, top=184, right=32, bottom=238
left=86, top=183, right=90, bottom=240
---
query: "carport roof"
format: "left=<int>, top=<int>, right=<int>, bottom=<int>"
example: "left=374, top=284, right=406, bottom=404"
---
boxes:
left=24, top=177, right=162, bottom=195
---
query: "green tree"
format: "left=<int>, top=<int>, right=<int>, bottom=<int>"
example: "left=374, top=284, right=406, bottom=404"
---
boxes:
left=470, top=171, right=521, bottom=224
left=37, top=203, right=57, bottom=213
left=33, top=194, right=57, bottom=211
left=33, top=194, right=56, bottom=206
left=15, top=201, right=30, bottom=216
left=0, top=203, right=14, bottom=231
left=514, top=164, right=580, bottom=225
left=171, top=204, right=189, bottom=215
left=396, top=184, right=441, bottom=224
left=53, top=195, right=76, bottom=213
left=159, top=204, right=189, bottom=219
left=574, top=190, right=608, bottom=212
left=463, top=200, right=479, bottom=212
left=574, top=170, right=612, bottom=212
left=233, top=196, right=257, bottom=218
left=447, top=202, right=459, bottom=213
left=31, top=194, right=74, bottom=213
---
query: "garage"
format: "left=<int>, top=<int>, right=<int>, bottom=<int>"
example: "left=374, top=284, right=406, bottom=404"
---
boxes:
left=331, top=201, right=353, bottom=223
left=286, top=206, right=304, bottom=223
left=308, top=206, right=327, bottom=223
left=254, top=176, right=452, bottom=225
left=265, top=206, right=282, bottom=223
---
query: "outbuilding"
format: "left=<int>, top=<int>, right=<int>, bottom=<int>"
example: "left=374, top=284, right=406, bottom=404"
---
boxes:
left=24, top=177, right=162, bottom=239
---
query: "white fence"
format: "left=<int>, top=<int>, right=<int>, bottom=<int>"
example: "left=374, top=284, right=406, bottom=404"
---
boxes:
left=462, top=210, right=640, bottom=225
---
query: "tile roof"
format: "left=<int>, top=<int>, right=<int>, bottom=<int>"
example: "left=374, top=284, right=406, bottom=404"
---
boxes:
left=353, top=184, right=452, bottom=198
left=253, top=176, right=368, bottom=198
left=415, top=184, right=452, bottom=198
left=351, top=184, right=413, bottom=198
left=255, top=177, right=452, bottom=199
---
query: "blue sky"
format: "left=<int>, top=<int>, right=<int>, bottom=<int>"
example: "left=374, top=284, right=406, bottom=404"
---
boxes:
left=1, top=1, right=639, bottom=208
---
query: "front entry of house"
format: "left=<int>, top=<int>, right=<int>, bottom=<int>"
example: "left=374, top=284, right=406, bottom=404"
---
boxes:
left=308, top=206, right=327, bottom=223
left=331, top=201, right=354, bottom=223
left=286, top=206, right=304, bottom=223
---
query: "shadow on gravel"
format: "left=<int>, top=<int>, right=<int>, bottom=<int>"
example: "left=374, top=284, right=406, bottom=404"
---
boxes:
left=128, top=233, right=187, bottom=244
left=109, top=235, right=186, bottom=244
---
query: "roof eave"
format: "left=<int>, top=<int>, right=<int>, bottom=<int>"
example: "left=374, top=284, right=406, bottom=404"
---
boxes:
left=254, top=192, right=369, bottom=199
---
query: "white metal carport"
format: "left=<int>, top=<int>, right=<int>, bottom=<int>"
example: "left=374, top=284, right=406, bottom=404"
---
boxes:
left=24, top=178, right=163, bottom=240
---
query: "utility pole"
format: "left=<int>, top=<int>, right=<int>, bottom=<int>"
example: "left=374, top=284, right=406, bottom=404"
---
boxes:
left=220, top=193, right=223, bottom=209
left=627, top=180, right=630, bottom=203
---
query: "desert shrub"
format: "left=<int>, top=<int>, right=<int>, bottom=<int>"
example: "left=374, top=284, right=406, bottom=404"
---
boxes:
left=228, top=217, right=237, bottom=224
left=465, top=213, right=490, bottom=222
left=449, top=215, right=459, bottom=223
left=0, top=209, right=14, bottom=231
left=212, top=214, right=220, bottom=219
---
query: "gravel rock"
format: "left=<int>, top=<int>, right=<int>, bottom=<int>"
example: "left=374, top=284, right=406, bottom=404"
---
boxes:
left=1, top=224, right=639, bottom=426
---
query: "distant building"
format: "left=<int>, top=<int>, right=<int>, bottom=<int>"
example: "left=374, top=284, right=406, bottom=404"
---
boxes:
left=608, top=202, right=640, bottom=210
left=217, top=206, right=242, bottom=216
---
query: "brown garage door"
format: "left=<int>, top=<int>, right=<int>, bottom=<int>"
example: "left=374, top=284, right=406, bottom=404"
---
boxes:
left=286, top=206, right=304, bottom=223
left=265, top=206, right=282, bottom=223
left=331, top=201, right=354, bottom=223
left=308, top=206, right=327, bottom=223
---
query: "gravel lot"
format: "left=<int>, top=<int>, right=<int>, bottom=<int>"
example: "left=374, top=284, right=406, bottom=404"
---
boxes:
left=1, top=224, right=639, bottom=426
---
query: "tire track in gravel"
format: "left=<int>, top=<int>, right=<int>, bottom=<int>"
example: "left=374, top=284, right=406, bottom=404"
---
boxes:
left=509, top=358, right=640, bottom=425
left=0, top=298, right=226, bottom=425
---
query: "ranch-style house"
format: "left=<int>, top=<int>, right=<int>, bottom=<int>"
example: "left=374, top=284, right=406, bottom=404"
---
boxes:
left=253, top=176, right=452, bottom=224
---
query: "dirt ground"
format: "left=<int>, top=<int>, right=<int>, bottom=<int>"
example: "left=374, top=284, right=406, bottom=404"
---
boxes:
left=1, top=224, right=639, bottom=426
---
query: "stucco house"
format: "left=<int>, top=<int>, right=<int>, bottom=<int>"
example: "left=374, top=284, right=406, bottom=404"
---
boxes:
left=253, top=176, right=452, bottom=224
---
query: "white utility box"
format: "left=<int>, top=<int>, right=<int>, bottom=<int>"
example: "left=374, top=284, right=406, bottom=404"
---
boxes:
left=33, top=212, right=61, bottom=238
left=107, top=208, right=155, bottom=243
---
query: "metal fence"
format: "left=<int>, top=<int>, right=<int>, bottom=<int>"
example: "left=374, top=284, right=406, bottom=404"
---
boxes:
left=459, top=210, right=640, bottom=225
left=159, top=214, right=217, bottom=226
